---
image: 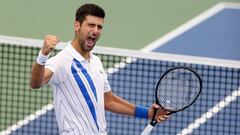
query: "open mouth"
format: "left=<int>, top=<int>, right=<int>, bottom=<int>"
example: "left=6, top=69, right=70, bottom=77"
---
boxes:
left=86, top=37, right=96, bottom=46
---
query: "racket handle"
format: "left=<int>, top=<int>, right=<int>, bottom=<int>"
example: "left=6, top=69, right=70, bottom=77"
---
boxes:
left=141, top=124, right=154, bottom=135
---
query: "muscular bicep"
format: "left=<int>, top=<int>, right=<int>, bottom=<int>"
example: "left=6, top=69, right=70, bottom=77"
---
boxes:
left=104, top=91, right=114, bottom=110
left=30, top=62, right=54, bottom=89
left=42, top=68, right=54, bottom=84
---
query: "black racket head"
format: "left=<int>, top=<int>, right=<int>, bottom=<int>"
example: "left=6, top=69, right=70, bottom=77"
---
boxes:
left=155, top=66, right=202, bottom=113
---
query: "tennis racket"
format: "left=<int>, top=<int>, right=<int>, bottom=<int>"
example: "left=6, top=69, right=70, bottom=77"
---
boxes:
left=141, top=66, right=202, bottom=135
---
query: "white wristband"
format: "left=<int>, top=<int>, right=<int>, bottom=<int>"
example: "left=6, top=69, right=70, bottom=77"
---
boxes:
left=36, top=50, right=50, bottom=65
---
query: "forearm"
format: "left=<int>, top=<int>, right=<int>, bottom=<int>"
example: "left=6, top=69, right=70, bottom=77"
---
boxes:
left=30, top=62, right=45, bottom=89
left=105, top=92, right=135, bottom=116
left=105, top=91, right=151, bottom=120
left=30, top=35, right=59, bottom=89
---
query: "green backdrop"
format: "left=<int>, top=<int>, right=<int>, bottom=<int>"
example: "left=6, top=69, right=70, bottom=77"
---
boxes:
left=0, top=0, right=240, bottom=49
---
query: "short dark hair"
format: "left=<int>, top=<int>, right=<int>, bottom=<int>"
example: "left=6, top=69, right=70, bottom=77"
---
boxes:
left=75, top=3, right=105, bottom=24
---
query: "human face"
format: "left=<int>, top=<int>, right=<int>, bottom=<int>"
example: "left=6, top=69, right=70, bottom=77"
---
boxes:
left=75, top=15, right=104, bottom=52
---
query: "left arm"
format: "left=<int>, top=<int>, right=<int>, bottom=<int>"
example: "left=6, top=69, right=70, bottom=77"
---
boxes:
left=104, top=91, right=170, bottom=122
left=104, top=91, right=135, bottom=116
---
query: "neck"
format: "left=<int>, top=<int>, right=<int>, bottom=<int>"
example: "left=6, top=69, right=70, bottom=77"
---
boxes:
left=71, top=39, right=90, bottom=60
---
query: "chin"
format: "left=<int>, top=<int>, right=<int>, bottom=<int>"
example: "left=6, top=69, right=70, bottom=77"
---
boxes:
left=84, top=46, right=94, bottom=52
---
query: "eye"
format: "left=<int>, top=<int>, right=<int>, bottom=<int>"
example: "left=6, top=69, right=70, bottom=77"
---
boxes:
left=88, top=23, right=95, bottom=28
left=98, top=25, right=103, bottom=30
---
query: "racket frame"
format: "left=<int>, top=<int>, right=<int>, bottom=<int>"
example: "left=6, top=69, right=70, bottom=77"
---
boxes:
left=155, top=66, right=202, bottom=113
left=151, top=66, right=202, bottom=126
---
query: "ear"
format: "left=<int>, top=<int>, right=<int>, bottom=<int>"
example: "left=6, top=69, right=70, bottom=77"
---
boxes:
left=74, top=21, right=81, bottom=32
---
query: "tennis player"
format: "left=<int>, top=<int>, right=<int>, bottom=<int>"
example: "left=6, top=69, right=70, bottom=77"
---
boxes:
left=30, top=3, right=169, bottom=135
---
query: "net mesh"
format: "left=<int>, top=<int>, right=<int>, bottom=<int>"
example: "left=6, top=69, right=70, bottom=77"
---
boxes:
left=0, top=38, right=239, bottom=135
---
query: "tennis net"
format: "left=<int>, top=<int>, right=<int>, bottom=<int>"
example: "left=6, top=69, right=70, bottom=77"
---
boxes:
left=0, top=35, right=239, bottom=135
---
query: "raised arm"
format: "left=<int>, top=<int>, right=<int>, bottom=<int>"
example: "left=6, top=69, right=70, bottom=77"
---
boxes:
left=30, top=34, right=59, bottom=89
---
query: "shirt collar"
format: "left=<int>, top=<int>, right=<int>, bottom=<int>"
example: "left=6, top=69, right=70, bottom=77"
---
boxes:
left=67, top=41, right=93, bottom=62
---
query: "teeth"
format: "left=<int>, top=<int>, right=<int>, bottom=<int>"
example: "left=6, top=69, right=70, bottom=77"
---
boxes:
left=88, top=37, right=94, bottom=40
left=87, top=37, right=94, bottom=44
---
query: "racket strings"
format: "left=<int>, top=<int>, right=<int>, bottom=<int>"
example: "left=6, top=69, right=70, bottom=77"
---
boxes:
left=157, top=68, right=201, bottom=112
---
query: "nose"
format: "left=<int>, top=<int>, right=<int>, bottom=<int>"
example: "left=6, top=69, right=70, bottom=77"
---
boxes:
left=93, top=26, right=101, bottom=33
left=92, top=26, right=101, bottom=36
left=93, top=27, right=98, bottom=34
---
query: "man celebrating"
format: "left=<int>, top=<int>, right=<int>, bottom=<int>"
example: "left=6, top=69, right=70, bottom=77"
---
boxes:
left=30, top=3, right=169, bottom=135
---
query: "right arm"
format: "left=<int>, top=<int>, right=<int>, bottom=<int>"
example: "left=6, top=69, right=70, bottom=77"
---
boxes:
left=30, top=34, right=59, bottom=89
left=30, top=63, right=53, bottom=89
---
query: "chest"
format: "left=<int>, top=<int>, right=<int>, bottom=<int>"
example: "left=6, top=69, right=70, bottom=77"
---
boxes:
left=67, top=59, right=105, bottom=90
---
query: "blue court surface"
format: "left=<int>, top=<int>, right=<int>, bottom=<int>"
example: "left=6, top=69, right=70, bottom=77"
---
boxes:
left=9, top=3, right=240, bottom=135
left=153, top=8, right=240, bottom=61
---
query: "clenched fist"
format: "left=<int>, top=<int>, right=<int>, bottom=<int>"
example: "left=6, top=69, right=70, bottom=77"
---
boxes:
left=41, top=34, right=60, bottom=55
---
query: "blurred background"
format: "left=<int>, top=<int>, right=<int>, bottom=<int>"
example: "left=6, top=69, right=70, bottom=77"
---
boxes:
left=1, top=0, right=239, bottom=49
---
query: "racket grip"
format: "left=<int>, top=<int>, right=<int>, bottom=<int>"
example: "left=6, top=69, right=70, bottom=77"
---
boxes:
left=141, top=124, right=154, bottom=135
